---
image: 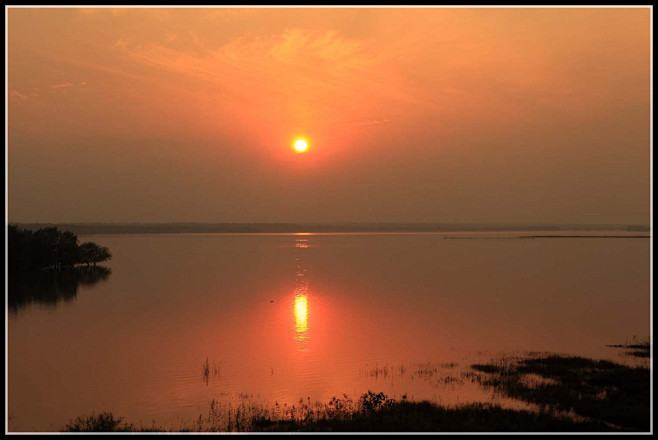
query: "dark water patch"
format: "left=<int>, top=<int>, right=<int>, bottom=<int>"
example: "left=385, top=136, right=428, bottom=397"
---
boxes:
left=8, top=266, right=111, bottom=312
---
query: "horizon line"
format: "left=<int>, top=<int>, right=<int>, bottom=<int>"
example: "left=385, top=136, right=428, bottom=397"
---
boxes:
left=8, top=221, right=651, bottom=226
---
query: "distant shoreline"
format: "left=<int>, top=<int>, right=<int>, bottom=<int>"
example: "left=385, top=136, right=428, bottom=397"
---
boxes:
left=8, top=222, right=650, bottom=236
left=519, top=235, right=650, bottom=239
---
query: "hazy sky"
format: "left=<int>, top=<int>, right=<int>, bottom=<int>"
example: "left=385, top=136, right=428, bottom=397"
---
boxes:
left=7, top=7, right=651, bottom=224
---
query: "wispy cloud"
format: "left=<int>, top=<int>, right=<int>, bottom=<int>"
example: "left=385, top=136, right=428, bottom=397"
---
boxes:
left=10, top=89, right=28, bottom=100
left=117, top=27, right=420, bottom=131
left=50, top=81, right=87, bottom=90
left=51, top=82, right=74, bottom=89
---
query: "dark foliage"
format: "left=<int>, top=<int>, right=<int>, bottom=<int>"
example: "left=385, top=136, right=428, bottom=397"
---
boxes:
left=79, top=241, right=112, bottom=266
left=9, top=225, right=111, bottom=271
left=63, top=413, right=134, bottom=432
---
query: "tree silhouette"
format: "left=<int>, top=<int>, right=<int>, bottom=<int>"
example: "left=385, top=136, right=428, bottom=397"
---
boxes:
left=58, top=230, right=81, bottom=268
left=9, top=225, right=112, bottom=271
left=79, top=242, right=112, bottom=266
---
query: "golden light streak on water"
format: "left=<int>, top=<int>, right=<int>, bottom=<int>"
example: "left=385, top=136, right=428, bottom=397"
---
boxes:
left=294, top=294, right=308, bottom=333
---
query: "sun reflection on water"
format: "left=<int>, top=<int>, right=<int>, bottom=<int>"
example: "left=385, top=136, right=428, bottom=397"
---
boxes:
left=293, top=237, right=310, bottom=351
left=294, top=294, right=308, bottom=334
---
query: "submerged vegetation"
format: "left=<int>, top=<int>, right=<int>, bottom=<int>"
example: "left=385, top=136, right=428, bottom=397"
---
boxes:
left=202, top=358, right=220, bottom=385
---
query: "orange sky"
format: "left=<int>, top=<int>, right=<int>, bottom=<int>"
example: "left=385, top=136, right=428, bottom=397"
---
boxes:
left=7, top=7, right=651, bottom=224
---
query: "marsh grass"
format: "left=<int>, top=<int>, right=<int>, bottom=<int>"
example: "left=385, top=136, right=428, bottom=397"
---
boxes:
left=606, top=336, right=651, bottom=359
left=414, top=362, right=463, bottom=387
left=368, top=364, right=390, bottom=379
left=470, top=354, right=650, bottom=431
left=625, top=350, right=650, bottom=358
left=201, top=357, right=220, bottom=385
left=62, top=392, right=618, bottom=432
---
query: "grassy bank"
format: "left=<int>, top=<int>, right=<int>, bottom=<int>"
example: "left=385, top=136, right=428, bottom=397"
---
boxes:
left=59, top=349, right=650, bottom=433
left=63, top=398, right=618, bottom=433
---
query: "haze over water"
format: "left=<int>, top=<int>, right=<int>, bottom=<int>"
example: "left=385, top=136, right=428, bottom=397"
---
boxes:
left=8, top=232, right=649, bottom=431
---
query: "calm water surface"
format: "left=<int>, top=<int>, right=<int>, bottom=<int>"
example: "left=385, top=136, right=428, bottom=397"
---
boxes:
left=8, top=232, right=650, bottom=431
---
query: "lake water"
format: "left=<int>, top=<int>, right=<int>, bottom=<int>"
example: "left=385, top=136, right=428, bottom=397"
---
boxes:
left=7, top=232, right=650, bottom=431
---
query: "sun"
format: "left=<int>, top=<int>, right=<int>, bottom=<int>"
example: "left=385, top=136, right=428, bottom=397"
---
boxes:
left=293, top=139, right=308, bottom=153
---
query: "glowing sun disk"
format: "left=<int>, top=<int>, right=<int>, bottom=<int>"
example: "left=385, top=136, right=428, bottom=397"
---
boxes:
left=294, top=139, right=308, bottom=153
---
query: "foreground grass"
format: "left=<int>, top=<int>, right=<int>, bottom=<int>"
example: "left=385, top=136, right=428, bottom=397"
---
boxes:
left=62, top=392, right=621, bottom=433
left=251, top=401, right=616, bottom=432
left=63, top=413, right=137, bottom=432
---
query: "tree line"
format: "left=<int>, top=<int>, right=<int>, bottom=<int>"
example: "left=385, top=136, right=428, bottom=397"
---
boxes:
left=9, top=225, right=112, bottom=272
